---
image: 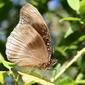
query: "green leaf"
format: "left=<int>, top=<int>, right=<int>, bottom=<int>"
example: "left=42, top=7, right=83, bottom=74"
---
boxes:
left=55, top=77, right=73, bottom=85
left=75, top=80, right=85, bottom=84
left=78, top=35, right=85, bottom=41
left=0, top=53, right=15, bottom=70
left=80, top=0, right=85, bottom=14
left=60, top=17, right=84, bottom=24
left=2, top=60, right=15, bottom=70
left=65, top=27, right=73, bottom=38
left=60, top=17, right=80, bottom=21
left=0, top=2, right=5, bottom=8
left=64, top=23, right=80, bottom=38
left=24, top=81, right=36, bottom=85
left=0, top=71, right=6, bottom=84
left=67, top=0, right=80, bottom=12
left=52, top=64, right=61, bottom=78
left=64, top=45, right=78, bottom=51
left=76, top=73, right=83, bottom=81
left=55, top=47, right=68, bottom=57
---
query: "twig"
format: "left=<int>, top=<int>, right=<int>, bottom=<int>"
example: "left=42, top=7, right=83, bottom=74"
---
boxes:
left=51, top=48, right=85, bottom=82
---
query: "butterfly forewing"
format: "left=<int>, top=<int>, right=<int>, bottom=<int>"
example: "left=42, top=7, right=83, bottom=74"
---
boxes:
left=20, top=3, right=52, bottom=57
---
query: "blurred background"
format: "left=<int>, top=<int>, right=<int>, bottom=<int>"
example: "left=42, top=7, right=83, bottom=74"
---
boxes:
left=0, top=0, right=85, bottom=85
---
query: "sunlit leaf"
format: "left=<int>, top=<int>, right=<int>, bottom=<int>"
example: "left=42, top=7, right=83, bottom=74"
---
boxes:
left=0, top=53, right=15, bottom=70
left=80, top=0, right=85, bottom=14
left=60, top=17, right=84, bottom=24
left=78, top=35, right=85, bottom=41
left=0, top=3, right=5, bottom=8
left=24, top=81, right=36, bottom=85
left=2, top=60, right=15, bottom=70
left=75, top=80, right=85, bottom=84
left=76, top=73, right=83, bottom=81
left=67, top=0, right=80, bottom=13
left=0, top=71, right=6, bottom=84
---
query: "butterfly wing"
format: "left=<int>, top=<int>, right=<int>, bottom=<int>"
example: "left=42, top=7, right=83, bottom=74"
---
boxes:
left=6, top=24, right=49, bottom=68
left=20, top=3, right=52, bottom=57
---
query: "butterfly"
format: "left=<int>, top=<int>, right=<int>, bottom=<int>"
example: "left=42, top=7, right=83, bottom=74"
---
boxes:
left=6, top=3, right=54, bottom=69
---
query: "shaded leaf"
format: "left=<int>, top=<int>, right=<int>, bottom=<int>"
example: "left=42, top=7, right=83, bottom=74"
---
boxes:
left=51, top=64, right=61, bottom=81
left=55, top=47, right=68, bottom=57
left=65, top=23, right=80, bottom=38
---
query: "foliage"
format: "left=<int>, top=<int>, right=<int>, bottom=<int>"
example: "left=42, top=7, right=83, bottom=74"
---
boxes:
left=0, top=0, right=85, bottom=85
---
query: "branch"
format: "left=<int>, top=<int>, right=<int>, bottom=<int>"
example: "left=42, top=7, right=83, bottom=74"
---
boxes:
left=51, top=48, right=85, bottom=82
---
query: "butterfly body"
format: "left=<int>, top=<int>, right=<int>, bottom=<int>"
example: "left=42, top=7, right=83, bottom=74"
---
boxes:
left=6, top=3, right=52, bottom=69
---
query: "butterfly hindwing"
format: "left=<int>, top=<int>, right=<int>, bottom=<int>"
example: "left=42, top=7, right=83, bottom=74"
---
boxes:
left=6, top=24, right=49, bottom=68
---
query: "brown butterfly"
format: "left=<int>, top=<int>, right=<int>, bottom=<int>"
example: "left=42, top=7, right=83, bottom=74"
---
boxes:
left=6, top=3, right=54, bottom=69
